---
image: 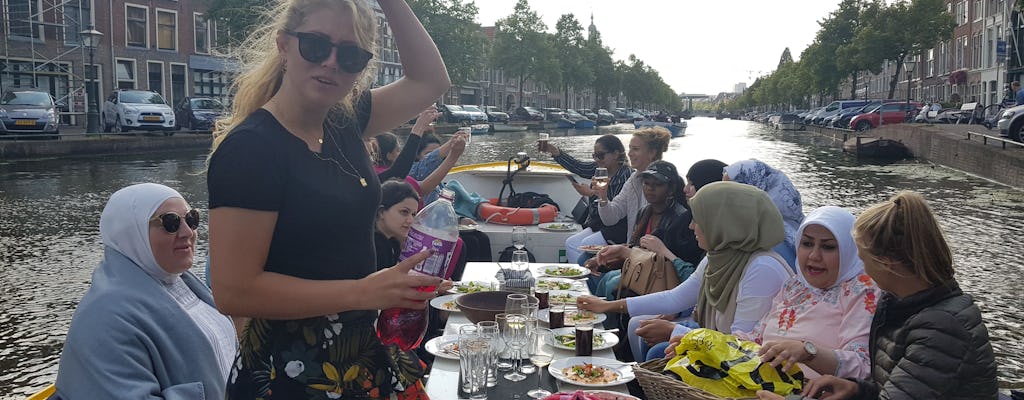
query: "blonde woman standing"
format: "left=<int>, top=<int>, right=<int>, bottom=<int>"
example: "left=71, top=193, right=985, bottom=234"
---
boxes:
left=206, top=0, right=449, bottom=398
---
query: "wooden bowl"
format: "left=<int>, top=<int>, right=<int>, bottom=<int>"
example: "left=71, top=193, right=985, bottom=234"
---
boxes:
left=455, top=290, right=516, bottom=324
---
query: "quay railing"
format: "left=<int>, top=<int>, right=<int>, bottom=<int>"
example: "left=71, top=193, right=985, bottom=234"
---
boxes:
left=965, top=130, right=1024, bottom=150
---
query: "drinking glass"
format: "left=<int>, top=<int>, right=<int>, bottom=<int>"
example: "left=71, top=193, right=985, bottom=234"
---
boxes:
left=593, top=167, right=609, bottom=189
left=537, top=132, right=550, bottom=152
left=459, top=325, right=487, bottom=398
left=494, top=313, right=514, bottom=371
left=511, top=250, right=529, bottom=274
left=501, top=313, right=530, bottom=381
left=518, top=299, right=540, bottom=374
left=477, top=321, right=501, bottom=387
left=512, top=226, right=528, bottom=250
left=505, top=294, right=528, bottom=315
left=527, top=328, right=554, bottom=399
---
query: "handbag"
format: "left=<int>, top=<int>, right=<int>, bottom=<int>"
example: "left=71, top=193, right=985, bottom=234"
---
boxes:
left=616, top=247, right=680, bottom=298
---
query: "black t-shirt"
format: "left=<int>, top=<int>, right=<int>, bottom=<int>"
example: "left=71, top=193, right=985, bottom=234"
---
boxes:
left=208, top=93, right=379, bottom=282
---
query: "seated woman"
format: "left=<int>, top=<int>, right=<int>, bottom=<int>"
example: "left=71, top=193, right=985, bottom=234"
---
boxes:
left=538, top=134, right=632, bottom=261
left=52, top=183, right=236, bottom=399
left=724, top=159, right=804, bottom=269
left=373, top=108, right=467, bottom=204
left=583, top=160, right=703, bottom=300
left=772, top=192, right=998, bottom=400
left=578, top=181, right=791, bottom=362
left=374, top=179, right=459, bottom=287
left=695, top=206, right=878, bottom=380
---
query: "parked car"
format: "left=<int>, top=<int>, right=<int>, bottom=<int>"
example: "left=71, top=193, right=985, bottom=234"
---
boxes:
left=997, top=104, right=1024, bottom=142
left=541, top=108, right=566, bottom=121
left=174, top=97, right=224, bottom=132
left=460, top=105, right=489, bottom=123
left=438, top=104, right=472, bottom=124
left=102, top=90, right=175, bottom=134
left=483, top=106, right=510, bottom=123
left=513, top=106, right=544, bottom=121
left=564, top=109, right=587, bottom=121
left=578, top=109, right=598, bottom=121
left=848, top=102, right=920, bottom=131
left=0, top=90, right=62, bottom=138
left=594, top=109, right=616, bottom=125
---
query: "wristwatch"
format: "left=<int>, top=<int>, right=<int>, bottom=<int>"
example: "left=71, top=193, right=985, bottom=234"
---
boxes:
left=803, top=341, right=818, bottom=361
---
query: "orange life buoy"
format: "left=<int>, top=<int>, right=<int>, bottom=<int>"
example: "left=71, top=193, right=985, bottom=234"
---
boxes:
left=478, top=201, right=558, bottom=225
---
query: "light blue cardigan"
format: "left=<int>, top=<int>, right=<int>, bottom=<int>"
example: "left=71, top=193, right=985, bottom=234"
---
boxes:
left=51, top=247, right=227, bottom=399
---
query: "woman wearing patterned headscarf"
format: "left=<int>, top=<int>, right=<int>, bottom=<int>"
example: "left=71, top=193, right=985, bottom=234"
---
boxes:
left=724, top=159, right=804, bottom=269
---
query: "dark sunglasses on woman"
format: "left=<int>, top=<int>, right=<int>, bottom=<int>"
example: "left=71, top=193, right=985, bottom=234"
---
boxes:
left=592, top=152, right=607, bottom=160
left=282, top=30, right=373, bottom=74
left=150, top=209, right=200, bottom=234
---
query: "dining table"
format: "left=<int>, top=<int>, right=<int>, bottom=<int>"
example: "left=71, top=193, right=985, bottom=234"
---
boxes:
left=423, top=262, right=634, bottom=399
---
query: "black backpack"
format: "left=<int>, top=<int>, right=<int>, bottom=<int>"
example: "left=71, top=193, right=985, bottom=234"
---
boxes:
left=507, top=192, right=560, bottom=210
left=497, top=246, right=537, bottom=262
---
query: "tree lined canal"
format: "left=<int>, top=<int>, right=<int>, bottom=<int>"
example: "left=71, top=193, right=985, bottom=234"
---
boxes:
left=1, top=118, right=1021, bottom=398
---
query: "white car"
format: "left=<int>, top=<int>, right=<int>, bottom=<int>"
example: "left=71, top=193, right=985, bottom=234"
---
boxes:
left=996, top=104, right=1024, bottom=141
left=102, top=90, right=176, bottom=135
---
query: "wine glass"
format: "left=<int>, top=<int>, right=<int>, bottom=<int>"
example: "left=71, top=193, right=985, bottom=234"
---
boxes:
left=512, top=226, right=528, bottom=250
left=505, top=293, right=528, bottom=315
left=527, top=328, right=554, bottom=399
left=501, top=313, right=530, bottom=382
left=593, top=167, right=609, bottom=190
left=511, top=250, right=529, bottom=274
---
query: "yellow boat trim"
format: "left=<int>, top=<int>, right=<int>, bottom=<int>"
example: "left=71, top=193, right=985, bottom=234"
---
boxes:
left=449, top=161, right=568, bottom=174
left=26, top=384, right=54, bottom=400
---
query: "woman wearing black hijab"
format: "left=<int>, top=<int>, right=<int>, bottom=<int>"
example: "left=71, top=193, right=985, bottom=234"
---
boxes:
left=683, top=159, right=728, bottom=202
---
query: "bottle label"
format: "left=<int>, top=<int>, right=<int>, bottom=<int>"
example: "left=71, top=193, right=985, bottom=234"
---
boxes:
left=401, top=228, right=458, bottom=278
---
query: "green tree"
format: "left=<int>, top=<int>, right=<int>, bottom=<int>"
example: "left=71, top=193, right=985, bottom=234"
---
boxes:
left=408, top=0, right=487, bottom=86
left=554, top=14, right=593, bottom=108
left=205, top=0, right=274, bottom=48
left=492, top=0, right=553, bottom=107
left=585, top=29, right=617, bottom=109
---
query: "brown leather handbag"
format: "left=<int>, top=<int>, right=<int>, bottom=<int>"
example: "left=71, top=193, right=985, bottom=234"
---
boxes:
left=616, top=247, right=680, bottom=298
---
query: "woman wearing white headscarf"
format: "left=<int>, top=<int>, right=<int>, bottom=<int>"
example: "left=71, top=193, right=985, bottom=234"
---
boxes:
left=724, top=159, right=804, bottom=269
left=51, top=183, right=236, bottom=399
left=737, top=206, right=879, bottom=380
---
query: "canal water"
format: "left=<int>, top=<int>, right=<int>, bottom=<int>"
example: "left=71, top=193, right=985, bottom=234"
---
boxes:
left=1, top=117, right=1021, bottom=398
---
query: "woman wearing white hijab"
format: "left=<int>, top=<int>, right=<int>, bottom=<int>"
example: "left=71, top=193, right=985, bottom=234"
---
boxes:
left=724, top=159, right=804, bottom=269
left=51, top=183, right=236, bottom=399
left=737, top=206, right=879, bottom=380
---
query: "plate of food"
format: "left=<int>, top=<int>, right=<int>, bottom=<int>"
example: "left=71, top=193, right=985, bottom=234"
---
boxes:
left=429, top=294, right=461, bottom=312
left=536, top=278, right=584, bottom=291
left=539, top=222, right=577, bottom=232
left=548, top=327, right=619, bottom=351
left=547, top=290, right=583, bottom=305
left=536, top=308, right=606, bottom=327
left=548, top=357, right=636, bottom=388
left=578, top=244, right=609, bottom=254
left=423, top=334, right=460, bottom=360
left=541, top=390, right=640, bottom=400
left=540, top=265, right=590, bottom=279
left=447, top=280, right=493, bottom=294
left=458, top=224, right=478, bottom=232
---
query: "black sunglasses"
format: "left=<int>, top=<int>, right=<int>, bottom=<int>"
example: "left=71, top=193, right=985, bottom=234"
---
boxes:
left=282, top=30, right=373, bottom=74
left=150, top=209, right=200, bottom=234
left=592, top=151, right=608, bottom=160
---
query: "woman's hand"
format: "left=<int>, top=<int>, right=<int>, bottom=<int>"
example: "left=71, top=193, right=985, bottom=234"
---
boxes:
left=635, top=318, right=676, bottom=345
left=801, top=375, right=859, bottom=400
left=411, top=107, right=439, bottom=135
left=595, top=244, right=628, bottom=266
left=436, top=279, right=454, bottom=294
left=755, top=391, right=786, bottom=400
left=582, top=257, right=603, bottom=276
left=577, top=294, right=611, bottom=313
left=592, top=182, right=608, bottom=201
left=759, top=339, right=810, bottom=369
left=639, top=234, right=673, bottom=259
left=448, top=133, right=467, bottom=160
left=571, top=181, right=594, bottom=197
left=664, top=334, right=684, bottom=358
left=537, top=141, right=561, bottom=156
left=360, top=250, right=440, bottom=310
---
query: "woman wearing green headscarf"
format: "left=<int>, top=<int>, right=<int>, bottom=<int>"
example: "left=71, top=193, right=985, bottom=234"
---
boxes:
left=578, top=181, right=792, bottom=361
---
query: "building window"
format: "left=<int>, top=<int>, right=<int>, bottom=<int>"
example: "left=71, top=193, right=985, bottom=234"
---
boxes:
left=148, top=61, right=164, bottom=94
left=7, top=0, right=40, bottom=38
left=64, top=0, right=92, bottom=44
left=156, top=10, right=177, bottom=50
left=928, top=49, right=935, bottom=77
left=974, top=0, right=982, bottom=20
left=194, top=13, right=210, bottom=54
left=116, top=59, right=136, bottom=89
left=193, top=69, right=226, bottom=100
left=170, top=64, right=187, bottom=105
left=126, top=5, right=148, bottom=47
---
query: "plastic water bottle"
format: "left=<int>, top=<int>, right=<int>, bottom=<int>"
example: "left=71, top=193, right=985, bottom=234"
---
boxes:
left=377, top=189, right=461, bottom=351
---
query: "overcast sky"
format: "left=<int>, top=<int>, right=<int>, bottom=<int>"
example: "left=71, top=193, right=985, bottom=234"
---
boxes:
left=472, top=0, right=843, bottom=95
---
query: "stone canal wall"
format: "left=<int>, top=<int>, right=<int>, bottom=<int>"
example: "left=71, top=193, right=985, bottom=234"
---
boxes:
left=805, top=124, right=1024, bottom=188
left=0, top=134, right=212, bottom=159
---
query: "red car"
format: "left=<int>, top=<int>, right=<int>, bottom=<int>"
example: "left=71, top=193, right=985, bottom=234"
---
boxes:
left=848, top=102, right=921, bottom=131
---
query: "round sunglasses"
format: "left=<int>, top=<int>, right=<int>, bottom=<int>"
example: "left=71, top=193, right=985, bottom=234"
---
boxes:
left=150, top=209, right=200, bottom=234
left=282, top=30, right=373, bottom=74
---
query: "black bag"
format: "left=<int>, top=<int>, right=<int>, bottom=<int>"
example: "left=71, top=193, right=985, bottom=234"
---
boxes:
left=497, top=246, right=537, bottom=262
left=570, top=196, right=590, bottom=225
left=507, top=192, right=560, bottom=210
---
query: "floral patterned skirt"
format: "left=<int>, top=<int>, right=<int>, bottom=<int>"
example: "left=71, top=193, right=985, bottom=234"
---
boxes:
left=226, top=312, right=428, bottom=399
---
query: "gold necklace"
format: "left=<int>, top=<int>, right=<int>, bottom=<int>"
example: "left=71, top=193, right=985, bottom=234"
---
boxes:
left=311, top=128, right=368, bottom=188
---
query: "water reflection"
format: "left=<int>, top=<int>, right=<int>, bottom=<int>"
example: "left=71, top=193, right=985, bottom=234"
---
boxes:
left=0, top=118, right=1021, bottom=398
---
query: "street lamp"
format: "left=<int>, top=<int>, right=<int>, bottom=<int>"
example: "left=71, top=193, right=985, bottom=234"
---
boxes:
left=80, top=25, right=103, bottom=134
left=903, top=54, right=917, bottom=120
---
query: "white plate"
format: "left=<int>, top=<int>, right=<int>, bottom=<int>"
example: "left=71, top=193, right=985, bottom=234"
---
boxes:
left=546, top=290, right=584, bottom=305
left=430, top=294, right=461, bottom=312
left=539, top=265, right=590, bottom=279
left=458, top=224, right=478, bottom=232
left=536, top=277, right=586, bottom=291
left=447, top=280, right=493, bottom=295
left=578, top=244, right=608, bottom=254
left=536, top=308, right=606, bottom=327
left=539, top=223, right=577, bottom=232
left=423, top=334, right=460, bottom=360
left=548, top=356, right=636, bottom=388
left=549, top=327, right=619, bottom=351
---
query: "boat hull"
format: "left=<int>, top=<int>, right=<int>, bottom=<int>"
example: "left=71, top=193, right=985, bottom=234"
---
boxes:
left=491, top=123, right=528, bottom=132
left=633, top=120, right=687, bottom=137
left=574, top=119, right=596, bottom=129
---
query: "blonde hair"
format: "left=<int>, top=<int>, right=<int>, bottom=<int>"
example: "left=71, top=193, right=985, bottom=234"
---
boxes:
left=208, top=0, right=378, bottom=161
left=854, top=191, right=956, bottom=287
left=632, top=127, right=671, bottom=159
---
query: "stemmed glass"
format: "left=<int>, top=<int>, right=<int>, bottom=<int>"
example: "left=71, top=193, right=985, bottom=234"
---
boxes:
left=501, top=313, right=530, bottom=382
left=512, top=226, right=528, bottom=250
left=494, top=313, right=514, bottom=372
left=526, top=328, right=554, bottom=399
left=511, top=250, right=529, bottom=274
left=592, top=167, right=609, bottom=205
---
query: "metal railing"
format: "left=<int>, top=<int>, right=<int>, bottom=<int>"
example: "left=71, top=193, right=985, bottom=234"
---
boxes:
left=965, top=130, right=1024, bottom=149
left=0, top=129, right=212, bottom=141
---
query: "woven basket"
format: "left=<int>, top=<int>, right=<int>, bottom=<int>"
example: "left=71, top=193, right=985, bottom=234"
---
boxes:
left=633, top=358, right=755, bottom=400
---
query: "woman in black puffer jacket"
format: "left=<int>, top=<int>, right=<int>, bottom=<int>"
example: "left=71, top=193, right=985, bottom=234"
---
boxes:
left=778, top=191, right=998, bottom=400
